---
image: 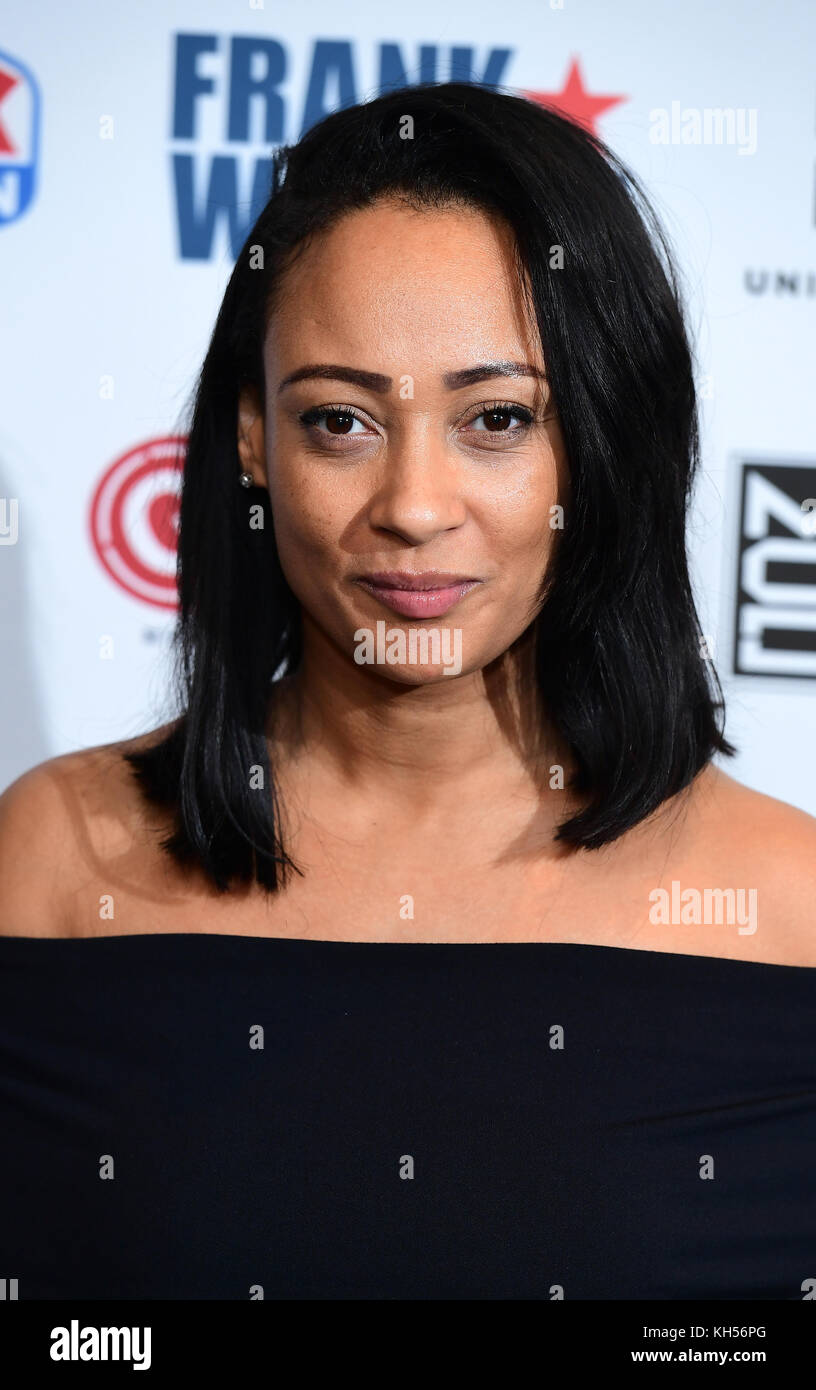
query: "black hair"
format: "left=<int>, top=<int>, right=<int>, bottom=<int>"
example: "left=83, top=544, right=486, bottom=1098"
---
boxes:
left=125, top=79, right=734, bottom=891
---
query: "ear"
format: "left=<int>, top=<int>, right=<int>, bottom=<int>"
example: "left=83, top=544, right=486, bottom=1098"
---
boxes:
left=237, top=386, right=266, bottom=485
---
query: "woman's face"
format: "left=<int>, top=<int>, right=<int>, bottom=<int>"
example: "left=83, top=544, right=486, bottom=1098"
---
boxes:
left=238, top=197, right=568, bottom=684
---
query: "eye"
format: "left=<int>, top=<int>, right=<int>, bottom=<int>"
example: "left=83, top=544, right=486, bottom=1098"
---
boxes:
left=297, top=405, right=373, bottom=437
left=462, top=402, right=535, bottom=436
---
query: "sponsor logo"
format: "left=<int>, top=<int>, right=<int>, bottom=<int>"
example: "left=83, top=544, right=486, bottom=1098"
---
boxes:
left=168, top=39, right=626, bottom=261
left=0, top=48, right=41, bottom=226
left=88, top=437, right=184, bottom=610
left=732, top=460, right=816, bottom=678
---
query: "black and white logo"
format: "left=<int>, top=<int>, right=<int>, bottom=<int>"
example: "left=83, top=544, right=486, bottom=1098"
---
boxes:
left=733, top=460, right=816, bottom=679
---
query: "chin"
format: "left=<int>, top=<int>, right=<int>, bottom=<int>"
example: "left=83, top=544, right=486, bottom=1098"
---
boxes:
left=379, top=662, right=468, bottom=685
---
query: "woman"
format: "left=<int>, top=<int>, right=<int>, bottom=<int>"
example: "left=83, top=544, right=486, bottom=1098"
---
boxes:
left=1, top=82, right=814, bottom=1301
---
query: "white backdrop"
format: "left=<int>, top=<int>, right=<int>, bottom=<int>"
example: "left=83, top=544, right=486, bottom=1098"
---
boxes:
left=1, top=0, right=814, bottom=813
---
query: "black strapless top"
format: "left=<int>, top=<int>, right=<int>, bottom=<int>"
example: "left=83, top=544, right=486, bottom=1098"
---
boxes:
left=0, top=933, right=814, bottom=1301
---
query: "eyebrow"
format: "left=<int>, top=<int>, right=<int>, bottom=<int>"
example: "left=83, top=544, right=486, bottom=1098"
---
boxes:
left=277, top=361, right=547, bottom=394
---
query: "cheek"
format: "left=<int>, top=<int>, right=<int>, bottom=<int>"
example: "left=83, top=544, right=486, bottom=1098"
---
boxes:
left=267, top=459, right=355, bottom=589
left=473, top=459, right=560, bottom=565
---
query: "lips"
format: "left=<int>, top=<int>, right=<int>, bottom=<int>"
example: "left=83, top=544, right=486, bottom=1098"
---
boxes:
left=354, top=571, right=482, bottom=619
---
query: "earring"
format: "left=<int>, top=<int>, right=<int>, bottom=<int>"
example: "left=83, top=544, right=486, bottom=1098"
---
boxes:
left=239, top=471, right=254, bottom=488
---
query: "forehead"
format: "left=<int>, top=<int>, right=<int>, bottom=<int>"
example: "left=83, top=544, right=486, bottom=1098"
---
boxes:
left=266, top=199, right=543, bottom=378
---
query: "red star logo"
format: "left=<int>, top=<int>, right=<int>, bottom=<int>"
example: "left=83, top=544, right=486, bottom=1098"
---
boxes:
left=522, top=57, right=626, bottom=135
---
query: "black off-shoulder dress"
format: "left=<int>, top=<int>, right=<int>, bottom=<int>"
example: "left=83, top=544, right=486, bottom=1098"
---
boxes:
left=0, top=933, right=814, bottom=1300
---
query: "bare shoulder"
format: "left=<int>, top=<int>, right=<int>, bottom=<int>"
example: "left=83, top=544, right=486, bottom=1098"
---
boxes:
left=692, top=763, right=816, bottom=856
left=683, top=763, right=816, bottom=964
left=0, top=720, right=182, bottom=938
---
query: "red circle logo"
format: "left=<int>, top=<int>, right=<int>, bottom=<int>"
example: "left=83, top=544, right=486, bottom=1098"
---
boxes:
left=89, top=436, right=185, bottom=610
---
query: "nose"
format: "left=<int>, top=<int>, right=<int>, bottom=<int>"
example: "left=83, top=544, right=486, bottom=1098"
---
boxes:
left=366, top=420, right=468, bottom=544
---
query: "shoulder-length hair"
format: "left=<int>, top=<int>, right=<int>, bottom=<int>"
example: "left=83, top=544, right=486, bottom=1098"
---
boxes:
left=125, top=79, right=734, bottom=892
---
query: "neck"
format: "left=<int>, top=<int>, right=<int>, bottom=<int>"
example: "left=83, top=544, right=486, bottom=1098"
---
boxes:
left=267, top=617, right=571, bottom=817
